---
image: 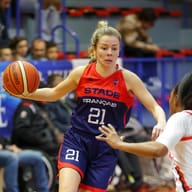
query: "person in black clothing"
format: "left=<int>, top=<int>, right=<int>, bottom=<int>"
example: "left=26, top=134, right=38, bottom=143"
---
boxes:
left=0, top=0, right=11, bottom=45
left=12, top=99, right=60, bottom=156
left=11, top=82, right=62, bottom=157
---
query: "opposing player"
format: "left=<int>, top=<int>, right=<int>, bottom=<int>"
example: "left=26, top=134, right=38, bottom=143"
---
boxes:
left=7, top=21, right=166, bottom=192
left=97, top=72, right=192, bottom=192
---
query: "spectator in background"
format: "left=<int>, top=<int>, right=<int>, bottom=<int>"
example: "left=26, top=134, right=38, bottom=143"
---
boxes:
left=0, top=46, right=13, bottom=61
left=46, top=41, right=59, bottom=60
left=41, top=0, right=61, bottom=43
left=0, top=136, right=49, bottom=192
left=27, top=38, right=47, bottom=61
left=0, top=0, right=11, bottom=45
left=116, top=8, right=160, bottom=81
left=0, top=137, right=19, bottom=192
left=9, top=36, right=29, bottom=60
left=15, top=0, right=61, bottom=43
left=11, top=82, right=62, bottom=156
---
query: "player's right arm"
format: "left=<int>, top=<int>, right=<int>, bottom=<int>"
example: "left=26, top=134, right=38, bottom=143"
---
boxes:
left=122, top=69, right=166, bottom=140
left=15, top=65, right=87, bottom=102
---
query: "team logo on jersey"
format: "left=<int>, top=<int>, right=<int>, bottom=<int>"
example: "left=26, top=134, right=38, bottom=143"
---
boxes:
left=113, top=78, right=119, bottom=86
left=84, top=87, right=120, bottom=99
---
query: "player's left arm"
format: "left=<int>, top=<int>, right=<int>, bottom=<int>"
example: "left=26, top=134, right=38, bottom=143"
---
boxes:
left=122, top=70, right=166, bottom=140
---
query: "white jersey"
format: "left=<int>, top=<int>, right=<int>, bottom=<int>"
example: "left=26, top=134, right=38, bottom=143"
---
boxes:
left=156, top=110, right=192, bottom=192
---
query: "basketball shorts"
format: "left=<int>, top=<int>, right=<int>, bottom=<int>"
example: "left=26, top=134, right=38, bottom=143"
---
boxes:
left=58, top=128, right=119, bottom=191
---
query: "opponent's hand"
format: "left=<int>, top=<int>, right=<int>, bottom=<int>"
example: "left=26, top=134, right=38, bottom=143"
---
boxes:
left=96, top=124, right=122, bottom=149
left=151, top=123, right=164, bottom=141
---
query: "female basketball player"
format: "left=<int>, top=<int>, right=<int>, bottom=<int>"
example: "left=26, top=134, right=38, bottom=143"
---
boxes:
left=9, top=21, right=166, bottom=192
left=97, top=72, right=192, bottom=192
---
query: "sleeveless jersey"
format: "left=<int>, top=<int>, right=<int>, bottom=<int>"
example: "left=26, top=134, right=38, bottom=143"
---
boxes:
left=71, top=62, right=134, bottom=135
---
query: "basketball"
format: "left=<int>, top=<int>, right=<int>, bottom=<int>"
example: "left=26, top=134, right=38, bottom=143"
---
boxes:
left=2, top=60, right=40, bottom=95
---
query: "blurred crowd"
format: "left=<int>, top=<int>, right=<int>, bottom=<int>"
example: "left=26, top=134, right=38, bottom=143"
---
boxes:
left=0, top=0, right=63, bottom=62
left=0, top=37, right=61, bottom=62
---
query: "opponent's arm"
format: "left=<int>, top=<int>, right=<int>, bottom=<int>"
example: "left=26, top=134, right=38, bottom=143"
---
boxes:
left=96, top=124, right=168, bottom=158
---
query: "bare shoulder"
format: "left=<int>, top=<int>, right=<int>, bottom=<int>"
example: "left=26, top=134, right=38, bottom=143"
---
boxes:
left=71, top=65, right=87, bottom=75
left=69, top=65, right=87, bottom=78
left=67, top=65, right=88, bottom=84
left=122, top=68, right=140, bottom=81
left=121, top=69, right=144, bottom=90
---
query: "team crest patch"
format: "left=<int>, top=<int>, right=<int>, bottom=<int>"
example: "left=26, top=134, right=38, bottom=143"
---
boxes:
left=88, top=78, right=94, bottom=81
left=113, top=78, right=118, bottom=86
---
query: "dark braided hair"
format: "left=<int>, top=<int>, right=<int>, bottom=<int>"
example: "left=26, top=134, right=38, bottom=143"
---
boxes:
left=178, top=72, right=192, bottom=109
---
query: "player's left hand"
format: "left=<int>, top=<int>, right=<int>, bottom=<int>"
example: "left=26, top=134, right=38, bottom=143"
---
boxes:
left=96, top=124, right=122, bottom=149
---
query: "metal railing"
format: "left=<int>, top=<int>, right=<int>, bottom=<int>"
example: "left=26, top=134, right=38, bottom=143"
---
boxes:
left=123, top=56, right=192, bottom=125
left=7, top=0, right=80, bottom=57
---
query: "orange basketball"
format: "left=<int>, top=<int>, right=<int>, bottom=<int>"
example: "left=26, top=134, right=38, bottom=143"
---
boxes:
left=3, top=60, right=40, bottom=95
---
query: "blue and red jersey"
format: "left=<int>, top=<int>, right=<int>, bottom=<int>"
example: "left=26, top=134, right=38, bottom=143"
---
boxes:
left=71, top=62, right=134, bottom=135
left=58, top=63, right=135, bottom=190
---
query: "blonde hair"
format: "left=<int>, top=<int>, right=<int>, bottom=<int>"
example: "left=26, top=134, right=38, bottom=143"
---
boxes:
left=88, top=21, right=121, bottom=62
